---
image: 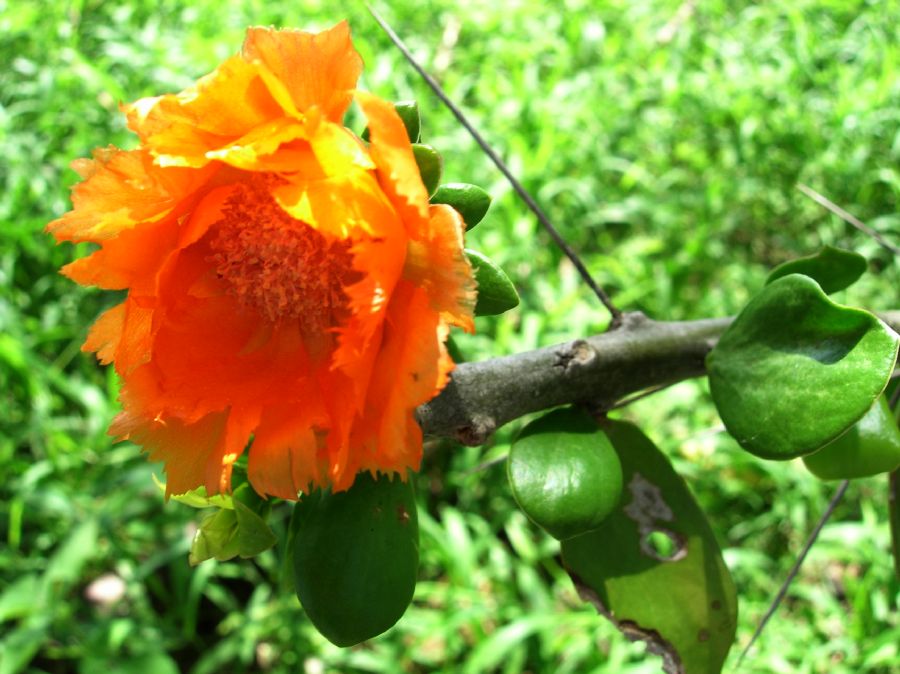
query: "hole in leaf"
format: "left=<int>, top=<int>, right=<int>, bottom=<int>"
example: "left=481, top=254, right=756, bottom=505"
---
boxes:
left=641, top=529, right=686, bottom=561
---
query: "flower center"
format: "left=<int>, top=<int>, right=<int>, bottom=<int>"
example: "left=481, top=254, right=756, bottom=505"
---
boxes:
left=208, top=180, right=358, bottom=326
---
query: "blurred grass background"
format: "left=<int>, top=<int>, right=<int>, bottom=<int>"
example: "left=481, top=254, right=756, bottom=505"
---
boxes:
left=2, top=0, right=899, bottom=672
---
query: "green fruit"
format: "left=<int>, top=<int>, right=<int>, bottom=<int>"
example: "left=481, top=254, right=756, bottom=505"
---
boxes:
left=431, top=183, right=492, bottom=230
left=803, top=396, right=900, bottom=480
left=411, top=144, right=442, bottom=196
left=508, top=407, right=623, bottom=540
left=291, top=472, right=419, bottom=647
left=466, top=249, right=520, bottom=316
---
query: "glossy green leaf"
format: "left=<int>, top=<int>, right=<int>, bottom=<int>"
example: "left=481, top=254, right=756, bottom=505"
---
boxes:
left=466, top=249, right=520, bottom=316
left=291, top=472, right=419, bottom=647
left=766, top=245, right=867, bottom=294
left=361, top=100, right=420, bottom=143
left=393, top=101, right=421, bottom=142
left=707, top=274, right=899, bottom=460
left=508, top=407, right=623, bottom=540
left=412, top=143, right=442, bottom=196
left=562, top=420, right=737, bottom=674
left=431, top=183, right=492, bottom=230
left=803, top=396, right=900, bottom=479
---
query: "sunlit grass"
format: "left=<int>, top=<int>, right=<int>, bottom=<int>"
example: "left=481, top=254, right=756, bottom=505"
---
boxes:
left=2, top=0, right=898, bottom=672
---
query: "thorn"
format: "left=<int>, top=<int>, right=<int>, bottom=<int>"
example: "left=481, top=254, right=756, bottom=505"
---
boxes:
left=734, top=479, right=850, bottom=670
left=797, top=183, right=900, bottom=256
left=367, top=3, right=623, bottom=322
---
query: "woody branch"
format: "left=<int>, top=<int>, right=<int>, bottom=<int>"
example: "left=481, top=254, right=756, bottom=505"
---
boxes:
left=417, top=310, right=900, bottom=445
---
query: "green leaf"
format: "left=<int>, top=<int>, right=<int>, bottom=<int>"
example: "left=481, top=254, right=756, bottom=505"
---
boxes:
left=466, top=249, right=520, bottom=316
left=78, top=651, right=180, bottom=674
left=393, top=100, right=421, bottom=143
left=233, top=499, right=278, bottom=556
left=44, top=519, right=99, bottom=586
left=0, top=575, right=41, bottom=623
left=0, top=619, right=49, bottom=674
left=562, top=420, right=737, bottom=674
left=803, top=396, right=900, bottom=480
left=412, top=143, right=442, bottom=196
left=189, top=509, right=240, bottom=565
left=707, top=274, right=899, bottom=460
left=361, top=100, right=420, bottom=143
left=890, top=469, right=900, bottom=579
left=152, top=474, right=234, bottom=509
left=446, top=334, right=466, bottom=364
left=431, top=183, right=492, bottom=230
left=291, top=472, right=419, bottom=647
left=189, top=499, right=276, bottom=566
left=508, top=407, right=623, bottom=540
left=766, top=245, right=867, bottom=294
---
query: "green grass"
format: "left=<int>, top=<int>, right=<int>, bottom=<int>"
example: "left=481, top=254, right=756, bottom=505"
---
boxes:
left=2, top=0, right=899, bottom=672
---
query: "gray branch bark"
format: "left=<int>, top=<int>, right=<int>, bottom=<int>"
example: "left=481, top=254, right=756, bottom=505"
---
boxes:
left=417, top=311, right=900, bottom=446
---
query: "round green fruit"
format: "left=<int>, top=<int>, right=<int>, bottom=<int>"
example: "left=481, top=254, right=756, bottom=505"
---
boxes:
left=803, top=395, right=900, bottom=480
left=508, top=407, right=623, bottom=540
left=291, top=472, right=419, bottom=647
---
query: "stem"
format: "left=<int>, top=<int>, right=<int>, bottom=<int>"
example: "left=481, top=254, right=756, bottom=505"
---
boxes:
left=418, top=312, right=726, bottom=443
left=418, top=311, right=900, bottom=444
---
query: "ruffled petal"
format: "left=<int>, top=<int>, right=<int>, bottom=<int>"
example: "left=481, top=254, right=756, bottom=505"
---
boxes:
left=61, top=216, right=180, bottom=293
left=329, top=231, right=406, bottom=412
left=273, top=168, right=398, bottom=240
left=112, top=407, right=258, bottom=496
left=404, top=204, right=477, bottom=332
left=341, top=281, right=455, bottom=490
left=242, top=22, right=362, bottom=123
left=355, top=91, right=430, bottom=224
left=83, top=303, right=125, bottom=365
left=125, top=56, right=285, bottom=168
left=47, top=148, right=211, bottom=243
left=249, top=401, right=329, bottom=499
left=204, top=117, right=310, bottom=171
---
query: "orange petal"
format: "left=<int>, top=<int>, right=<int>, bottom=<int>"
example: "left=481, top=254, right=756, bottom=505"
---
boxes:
left=249, top=401, right=328, bottom=499
left=307, top=118, right=374, bottom=176
left=242, top=22, right=362, bottom=123
left=347, top=282, right=455, bottom=486
left=125, top=56, right=285, bottom=168
left=111, top=410, right=226, bottom=497
left=112, top=407, right=258, bottom=496
left=204, top=117, right=310, bottom=171
left=83, top=303, right=125, bottom=365
left=61, top=215, right=180, bottom=293
left=115, top=300, right=156, bottom=375
left=330, top=232, right=406, bottom=413
left=47, top=148, right=210, bottom=243
left=355, top=91, right=430, bottom=225
left=404, top=204, right=477, bottom=332
left=273, top=167, right=399, bottom=240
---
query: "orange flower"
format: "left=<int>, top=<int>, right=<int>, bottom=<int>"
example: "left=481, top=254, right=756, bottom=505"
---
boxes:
left=48, top=22, right=475, bottom=499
